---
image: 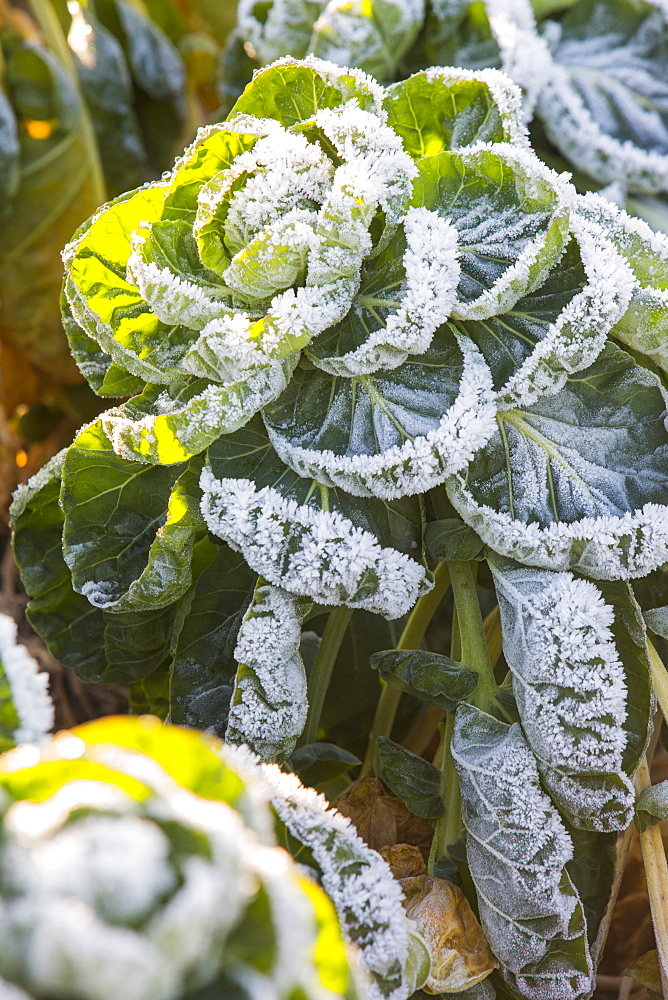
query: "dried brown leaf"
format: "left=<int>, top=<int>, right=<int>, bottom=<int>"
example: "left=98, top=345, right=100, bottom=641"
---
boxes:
left=335, top=776, right=434, bottom=857
left=380, top=843, right=427, bottom=880
left=400, top=875, right=497, bottom=994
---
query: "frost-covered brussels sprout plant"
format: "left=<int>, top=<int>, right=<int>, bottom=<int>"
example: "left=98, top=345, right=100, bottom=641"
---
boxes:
left=11, top=55, right=668, bottom=999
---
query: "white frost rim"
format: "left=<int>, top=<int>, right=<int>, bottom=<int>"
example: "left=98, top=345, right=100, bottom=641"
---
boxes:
left=448, top=143, right=574, bottom=322
left=267, top=336, right=497, bottom=500
left=496, top=213, right=636, bottom=409
left=224, top=743, right=414, bottom=1000
left=309, top=208, right=460, bottom=377
left=199, top=468, right=432, bottom=619
left=537, top=60, right=668, bottom=195
left=227, top=584, right=310, bottom=762
left=103, top=357, right=295, bottom=465
left=447, top=473, right=668, bottom=580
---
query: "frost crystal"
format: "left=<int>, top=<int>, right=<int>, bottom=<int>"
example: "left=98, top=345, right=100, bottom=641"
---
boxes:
left=226, top=583, right=311, bottom=761
left=497, top=215, right=635, bottom=408
left=448, top=474, right=668, bottom=581
left=228, top=745, right=415, bottom=1000
left=490, top=561, right=634, bottom=831
left=200, top=468, right=431, bottom=618
left=0, top=615, right=54, bottom=746
left=452, top=704, right=594, bottom=1000
left=269, top=338, right=497, bottom=499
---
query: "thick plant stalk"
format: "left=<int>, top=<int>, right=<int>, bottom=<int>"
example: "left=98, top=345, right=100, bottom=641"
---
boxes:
left=429, top=561, right=499, bottom=871
left=429, top=712, right=462, bottom=869
left=301, top=605, right=353, bottom=746
left=648, top=639, right=668, bottom=722
left=635, top=753, right=668, bottom=998
left=361, top=562, right=451, bottom=775
left=447, top=561, right=497, bottom=711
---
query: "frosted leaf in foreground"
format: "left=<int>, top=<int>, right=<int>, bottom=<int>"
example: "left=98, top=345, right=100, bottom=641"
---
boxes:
left=490, top=559, right=635, bottom=831
left=0, top=615, right=53, bottom=750
left=0, top=717, right=360, bottom=1000
left=452, top=703, right=593, bottom=1000
left=237, top=746, right=430, bottom=1000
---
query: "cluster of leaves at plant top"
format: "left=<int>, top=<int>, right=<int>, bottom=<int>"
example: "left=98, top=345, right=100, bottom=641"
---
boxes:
left=0, top=0, right=236, bottom=508
left=223, top=0, right=668, bottom=234
left=13, top=51, right=668, bottom=1000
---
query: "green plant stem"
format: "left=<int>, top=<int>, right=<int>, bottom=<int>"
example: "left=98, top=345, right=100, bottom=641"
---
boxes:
left=448, top=560, right=497, bottom=711
left=301, top=605, right=352, bottom=747
left=635, top=753, right=668, bottom=998
left=361, top=562, right=451, bottom=776
left=429, top=712, right=462, bottom=872
left=647, top=638, right=668, bottom=722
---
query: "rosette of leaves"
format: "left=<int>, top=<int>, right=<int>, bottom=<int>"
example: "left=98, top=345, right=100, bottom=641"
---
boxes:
left=12, top=53, right=668, bottom=999
left=0, top=713, right=432, bottom=1000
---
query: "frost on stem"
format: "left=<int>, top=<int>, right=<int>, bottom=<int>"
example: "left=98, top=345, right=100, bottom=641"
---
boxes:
left=0, top=615, right=54, bottom=747
left=490, top=561, right=634, bottom=831
left=226, top=744, right=428, bottom=1000
left=226, top=583, right=311, bottom=761
left=199, top=467, right=432, bottom=618
left=452, top=704, right=593, bottom=1000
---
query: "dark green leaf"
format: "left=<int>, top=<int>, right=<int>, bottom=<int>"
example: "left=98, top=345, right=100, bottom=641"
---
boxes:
left=448, top=343, right=668, bottom=578
left=425, top=518, right=483, bottom=561
left=565, top=826, right=617, bottom=957
left=169, top=538, right=256, bottom=738
left=377, top=737, right=443, bottom=820
left=61, top=420, right=202, bottom=612
left=370, top=648, right=478, bottom=710
left=289, top=743, right=361, bottom=786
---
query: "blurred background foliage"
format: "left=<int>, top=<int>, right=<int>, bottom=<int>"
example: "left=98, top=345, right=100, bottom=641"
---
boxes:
left=0, top=0, right=237, bottom=512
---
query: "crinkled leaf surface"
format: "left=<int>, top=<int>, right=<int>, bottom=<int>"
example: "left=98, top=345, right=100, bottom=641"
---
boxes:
left=202, top=415, right=431, bottom=619
left=226, top=580, right=311, bottom=761
left=265, top=327, right=496, bottom=500
left=370, top=648, right=479, bottom=710
left=452, top=704, right=594, bottom=1000
left=425, top=518, right=484, bottom=561
left=490, top=557, right=636, bottom=831
left=10, top=452, right=182, bottom=685
left=61, top=420, right=203, bottom=612
left=447, top=343, right=668, bottom=579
